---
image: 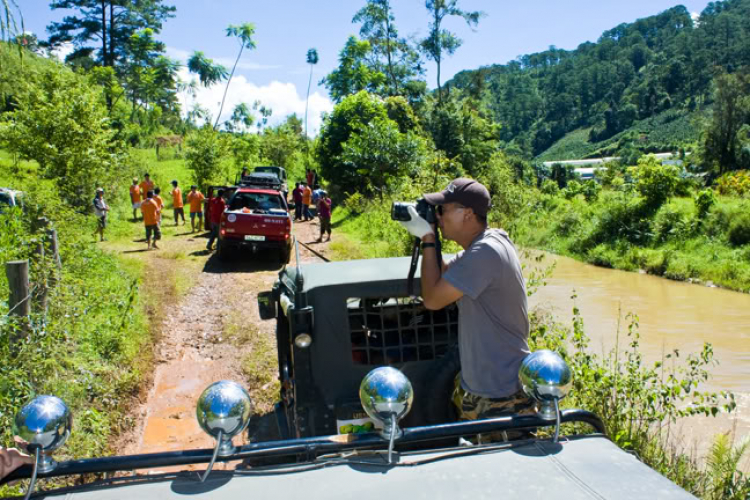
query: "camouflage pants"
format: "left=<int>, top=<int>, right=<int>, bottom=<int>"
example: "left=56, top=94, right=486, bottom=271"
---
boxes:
left=453, top=374, right=537, bottom=442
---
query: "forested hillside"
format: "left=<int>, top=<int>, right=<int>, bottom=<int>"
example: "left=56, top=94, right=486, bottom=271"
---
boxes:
left=448, top=0, right=750, bottom=158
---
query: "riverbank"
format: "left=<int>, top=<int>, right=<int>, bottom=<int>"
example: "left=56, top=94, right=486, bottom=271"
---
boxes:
left=511, top=183, right=750, bottom=294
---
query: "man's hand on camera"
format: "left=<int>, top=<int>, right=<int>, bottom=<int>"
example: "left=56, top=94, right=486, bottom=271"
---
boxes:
left=400, top=206, right=434, bottom=239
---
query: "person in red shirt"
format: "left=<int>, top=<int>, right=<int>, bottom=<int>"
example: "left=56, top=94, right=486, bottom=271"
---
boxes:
left=207, top=189, right=226, bottom=251
left=292, top=182, right=303, bottom=221
left=317, top=191, right=332, bottom=242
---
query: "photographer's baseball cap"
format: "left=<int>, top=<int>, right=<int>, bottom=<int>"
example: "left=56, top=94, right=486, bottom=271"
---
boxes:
left=423, top=178, right=491, bottom=216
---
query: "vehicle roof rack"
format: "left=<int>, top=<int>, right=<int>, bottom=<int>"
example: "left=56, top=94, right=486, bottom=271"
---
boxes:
left=236, top=172, right=283, bottom=190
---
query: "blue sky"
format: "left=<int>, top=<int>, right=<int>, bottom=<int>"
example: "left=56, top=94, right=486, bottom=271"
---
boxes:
left=22, top=0, right=712, bottom=133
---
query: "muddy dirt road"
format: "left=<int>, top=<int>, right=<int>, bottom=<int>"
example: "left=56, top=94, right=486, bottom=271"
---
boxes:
left=116, top=217, right=332, bottom=473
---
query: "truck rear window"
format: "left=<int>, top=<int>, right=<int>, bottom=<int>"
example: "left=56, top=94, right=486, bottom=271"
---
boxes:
left=347, top=297, right=458, bottom=365
left=229, top=192, right=284, bottom=212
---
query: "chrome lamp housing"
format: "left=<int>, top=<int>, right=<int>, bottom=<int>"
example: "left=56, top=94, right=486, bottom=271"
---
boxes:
left=519, top=350, right=572, bottom=442
left=196, top=381, right=253, bottom=458
left=13, top=395, right=71, bottom=474
left=359, top=367, right=413, bottom=463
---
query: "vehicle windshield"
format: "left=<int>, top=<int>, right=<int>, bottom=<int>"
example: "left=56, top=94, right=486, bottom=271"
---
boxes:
left=0, top=192, right=11, bottom=206
left=229, top=192, right=283, bottom=212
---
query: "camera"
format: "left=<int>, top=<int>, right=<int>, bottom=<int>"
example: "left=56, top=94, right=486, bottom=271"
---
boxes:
left=391, top=198, right=437, bottom=224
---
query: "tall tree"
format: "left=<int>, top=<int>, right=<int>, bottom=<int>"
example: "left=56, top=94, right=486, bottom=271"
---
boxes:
left=214, top=23, right=256, bottom=130
left=702, top=72, right=750, bottom=175
left=352, top=0, right=422, bottom=96
left=123, top=28, right=179, bottom=119
left=419, top=0, right=483, bottom=104
left=323, top=36, right=386, bottom=102
left=227, top=102, right=254, bottom=133
left=47, top=0, right=175, bottom=69
left=305, top=48, right=319, bottom=138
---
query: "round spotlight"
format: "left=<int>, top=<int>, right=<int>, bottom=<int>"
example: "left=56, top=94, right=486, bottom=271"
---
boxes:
left=294, top=333, right=312, bottom=348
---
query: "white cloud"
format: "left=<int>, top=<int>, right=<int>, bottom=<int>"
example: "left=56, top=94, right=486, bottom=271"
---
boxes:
left=165, top=46, right=280, bottom=71
left=176, top=68, right=333, bottom=136
left=51, top=41, right=74, bottom=62
left=691, top=12, right=700, bottom=26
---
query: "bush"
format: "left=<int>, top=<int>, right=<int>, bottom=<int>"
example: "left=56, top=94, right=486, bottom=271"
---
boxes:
left=540, top=178, right=559, bottom=195
left=654, top=202, right=694, bottom=243
left=0, top=67, right=129, bottom=209
left=632, top=155, right=680, bottom=208
left=728, top=213, right=750, bottom=247
left=695, top=189, right=717, bottom=218
left=716, top=170, right=750, bottom=197
left=185, top=125, right=231, bottom=190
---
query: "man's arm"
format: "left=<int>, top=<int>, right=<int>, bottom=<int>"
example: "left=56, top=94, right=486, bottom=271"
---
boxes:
left=420, top=233, right=463, bottom=310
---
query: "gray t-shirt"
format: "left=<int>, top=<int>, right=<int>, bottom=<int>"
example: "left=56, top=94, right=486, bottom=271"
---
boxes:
left=442, top=228, right=529, bottom=398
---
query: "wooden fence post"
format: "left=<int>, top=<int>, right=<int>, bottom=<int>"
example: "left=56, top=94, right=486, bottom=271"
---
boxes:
left=33, top=239, right=49, bottom=314
left=5, top=259, right=31, bottom=343
left=47, top=228, right=62, bottom=281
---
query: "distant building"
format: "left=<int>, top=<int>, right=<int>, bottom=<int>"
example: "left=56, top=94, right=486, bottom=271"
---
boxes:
left=541, top=152, right=687, bottom=181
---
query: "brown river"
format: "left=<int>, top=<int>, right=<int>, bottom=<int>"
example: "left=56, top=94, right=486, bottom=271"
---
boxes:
left=524, top=252, right=750, bottom=462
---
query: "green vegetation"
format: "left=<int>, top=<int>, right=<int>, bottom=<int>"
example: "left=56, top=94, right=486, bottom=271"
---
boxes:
left=449, top=0, right=750, bottom=160
left=1, top=0, right=750, bottom=496
left=0, top=160, right=150, bottom=477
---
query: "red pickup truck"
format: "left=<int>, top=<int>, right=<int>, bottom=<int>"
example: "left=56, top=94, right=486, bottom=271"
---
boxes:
left=215, top=187, right=293, bottom=263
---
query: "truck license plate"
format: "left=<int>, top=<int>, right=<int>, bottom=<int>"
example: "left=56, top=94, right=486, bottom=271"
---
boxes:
left=245, top=235, right=265, bottom=241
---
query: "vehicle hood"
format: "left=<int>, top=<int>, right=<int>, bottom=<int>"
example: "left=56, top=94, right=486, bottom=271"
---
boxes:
left=34, top=436, right=695, bottom=499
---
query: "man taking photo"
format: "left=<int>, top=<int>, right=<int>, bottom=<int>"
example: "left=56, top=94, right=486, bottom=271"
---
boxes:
left=398, top=178, right=535, bottom=426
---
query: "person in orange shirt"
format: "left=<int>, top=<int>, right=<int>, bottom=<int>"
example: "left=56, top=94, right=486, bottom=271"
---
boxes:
left=129, top=178, right=142, bottom=221
left=140, top=190, right=161, bottom=250
left=170, top=180, right=185, bottom=226
left=154, top=187, right=164, bottom=224
left=301, top=182, right=313, bottom=221
left=187, top=185, right=205, bottom=233
left=139, top=173, right=155, bottom=200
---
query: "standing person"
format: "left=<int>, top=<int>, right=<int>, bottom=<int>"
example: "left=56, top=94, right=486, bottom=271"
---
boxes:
left=141, top=190, right=161, bottom=250
left=170, top=180, right=185, bottom=226
left=316, top=191, right=332, bottom=242
left=187, top=185, right=205, bottom=233
left=311, top=184, right=323, bottom=217
left=292, top=182, right=303, bottom=221
left=398, top=178, right=535, bottom=427
left=0, top=446, right=33, bottom=481
left=139, top=173, right=154, bottom=200
left=93, top=187, right=109, bottom=242
left=306, top=169, right=313, bottom=187
left=301, top=182, right=313, bottom=221
left=130, top=178, right=142, bottom=221
left=153, top=187, right=164, bottom=224
left=206, top=189, right=226, bottom=251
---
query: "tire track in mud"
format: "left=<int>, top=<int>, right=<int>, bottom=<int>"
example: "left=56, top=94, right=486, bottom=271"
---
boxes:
left=117, top=218, right=331, bottom=473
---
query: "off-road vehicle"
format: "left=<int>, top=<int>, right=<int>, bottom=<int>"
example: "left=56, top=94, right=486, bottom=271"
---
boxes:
left=2, top=314, right=696, bottom=500
left=258, top=254, right=467, bottom=438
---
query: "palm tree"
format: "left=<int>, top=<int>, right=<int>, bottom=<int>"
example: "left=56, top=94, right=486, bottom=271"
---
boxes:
left=187, top=51, right=228, bottom=87
left=305, top=48, right=319, bottom=138
left=214, top=23, right=256, bottom=130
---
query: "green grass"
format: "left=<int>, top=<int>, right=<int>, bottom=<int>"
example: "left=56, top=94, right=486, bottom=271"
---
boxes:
left=511, top=188, right=750, bottom=292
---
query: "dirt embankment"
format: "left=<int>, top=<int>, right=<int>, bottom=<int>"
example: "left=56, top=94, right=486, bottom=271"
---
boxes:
left=115, top=217, right=332, bottom=473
